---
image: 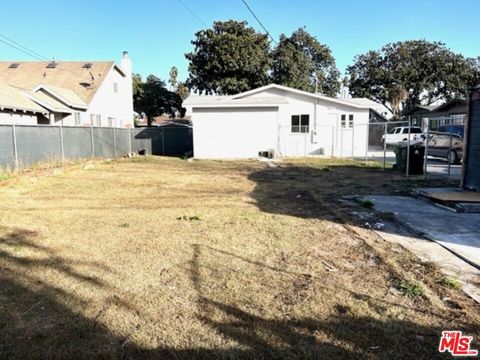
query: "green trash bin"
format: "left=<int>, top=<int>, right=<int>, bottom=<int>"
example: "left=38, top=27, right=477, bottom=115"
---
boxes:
left=393, top=143, right=425, bottom=175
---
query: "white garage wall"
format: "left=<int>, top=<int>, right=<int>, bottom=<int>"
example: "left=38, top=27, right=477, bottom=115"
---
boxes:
left=190, top=87, right=371, bottom=159
left=192, top=107, right=278, bottom=159
left=242, top=89, right=370, bottom=157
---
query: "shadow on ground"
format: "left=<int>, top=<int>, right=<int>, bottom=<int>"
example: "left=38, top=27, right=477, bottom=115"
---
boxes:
left=0, top=226, right=466, bottom=359
left=0, top=163, right=474, bottom=358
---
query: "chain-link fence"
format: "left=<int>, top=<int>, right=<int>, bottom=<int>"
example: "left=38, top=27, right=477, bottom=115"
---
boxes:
left=0, top=125, right=193, bottom=171
left=275, top=115, right=464, bottom=184
left=358, top=116, right=464, bottom=184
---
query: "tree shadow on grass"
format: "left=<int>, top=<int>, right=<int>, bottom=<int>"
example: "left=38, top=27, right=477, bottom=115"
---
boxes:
left=0, top=228, right=136, bottom=359
left=179, top=243, right=458, bottom=360
left=0, top=222, right=472, bottom=358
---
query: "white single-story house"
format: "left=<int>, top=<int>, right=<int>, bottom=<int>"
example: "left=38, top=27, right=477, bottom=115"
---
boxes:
left=0, top=52, right=134, bottom=128
left=183, top=84, right=383, bottom=159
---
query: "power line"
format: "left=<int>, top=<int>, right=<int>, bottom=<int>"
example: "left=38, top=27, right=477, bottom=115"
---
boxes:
left=240, top=0, right=277, bottom=45
left=0, top=38, right=47, bottom=62
left=176, top=0, right=208, bottom=27
left=0, top=33, right=50, bottom=61
left=0, top=33, right=97, bottom=81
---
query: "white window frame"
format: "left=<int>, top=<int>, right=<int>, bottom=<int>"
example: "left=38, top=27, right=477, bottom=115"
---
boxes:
left=95, top=114, right=101, bottom=127
left=114, top=82, right=118, bottom=93
left=291, top=114, right=310, bottom=133
left=341, top=114, right=354, bottom=129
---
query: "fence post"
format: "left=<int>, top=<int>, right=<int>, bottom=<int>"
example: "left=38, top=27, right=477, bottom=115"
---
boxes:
left=406, top=117, right=411, bottom=178
left=162, top=128, right=165, bottom=156
left=340, top=129, right=344, bottom=158
left=113, top=128, right=117, bottom=159
left=331, top=126, right=334, bottom=158
left=59, top=125, right=65, bottom=163
left=12, top=124, right=19, bottom=172
left=447, top=132, right=453, bottom=181
left=129, top=127, right=132, bottom=155
left=365, top=123, right=369, bottom=166
left=90, top=126, right=95, bottom=158
left=383, top=123, right=387, bottom=171
left=351, top=123, right=355, bottom=159
left=424, top=119, right=430, bottom=180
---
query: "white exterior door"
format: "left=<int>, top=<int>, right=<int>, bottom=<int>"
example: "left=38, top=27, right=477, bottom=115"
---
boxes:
left=192, top=107, right=278, bottom=159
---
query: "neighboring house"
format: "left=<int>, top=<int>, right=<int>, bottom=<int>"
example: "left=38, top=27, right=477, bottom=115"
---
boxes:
left=409, top=99, right=467, bottom=130
left=183, top=84, right=385, bottom=159
left=0, top=52, right=133, bottom=128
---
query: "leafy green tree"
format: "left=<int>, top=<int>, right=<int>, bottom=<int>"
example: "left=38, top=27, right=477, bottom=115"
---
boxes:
left=347, top=40, right=479, bottom=115
left=133, top=75, right=185, bottom=126
left=186, top=20, right=271, bottom=95
left=271, top=28, right=340, bottom=96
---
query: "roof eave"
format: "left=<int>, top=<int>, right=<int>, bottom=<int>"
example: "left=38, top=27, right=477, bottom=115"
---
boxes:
left=231, top=84, right=369, bottom=109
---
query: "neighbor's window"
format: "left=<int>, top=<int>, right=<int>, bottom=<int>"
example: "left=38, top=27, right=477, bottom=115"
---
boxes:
left=74, top=112, right=81, bottom=126
left=291, top=114, right=309, bottom=133
left=114, top=82, right=118, bottom=93
left=108, top=117, right=114, bottom=127
left=95, top=114, right=101, bottom=127
left=341, top=114, right=346, bottom=128
left=90, top=114, right=95, bottom=126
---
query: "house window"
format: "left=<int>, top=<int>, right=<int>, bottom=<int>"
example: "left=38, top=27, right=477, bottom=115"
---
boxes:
left=341, top=114, right=354, bottom=128
left=74, top=112, right=81, bottom=126
left=90, top=114, right=95, bottom=126
left=108, top=117, right=114, bottom=127
left=114, top=82, right=118, bottom=93
left=291, top=114, right=309, bottom=133
left=96, top=114, right=101, bottom=127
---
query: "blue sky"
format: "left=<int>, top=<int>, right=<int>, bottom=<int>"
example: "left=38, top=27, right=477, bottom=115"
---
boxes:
left=0, top=0, right=478, bottom=83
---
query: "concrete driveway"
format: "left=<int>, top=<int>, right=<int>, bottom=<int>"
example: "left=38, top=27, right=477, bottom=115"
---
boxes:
left=363, top=195, right=480, bottom=269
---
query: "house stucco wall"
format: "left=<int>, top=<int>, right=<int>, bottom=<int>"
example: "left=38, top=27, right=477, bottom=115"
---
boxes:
left=190, top=87, right=370, bottom=159
left=240, top=89, right=369, bottom=157
left=85, top=66, right=133, bottom=128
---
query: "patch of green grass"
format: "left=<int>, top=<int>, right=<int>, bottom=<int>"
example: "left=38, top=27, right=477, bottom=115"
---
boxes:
left=359, top=199, right=375, bottom=209
left=399, top=280, right=425, bottom=299
left=438, top=276, right=461, bottom=289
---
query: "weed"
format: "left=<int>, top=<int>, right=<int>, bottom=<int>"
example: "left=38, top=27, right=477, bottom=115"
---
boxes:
left=438, top=276, right=461, bottom=289
left=399, top=280, right=425, bottom=299
left=359, top=199, right=375, bottom=209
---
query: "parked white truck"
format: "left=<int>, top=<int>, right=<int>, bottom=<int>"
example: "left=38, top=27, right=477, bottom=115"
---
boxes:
left=381, top=126, right=425, bottom=146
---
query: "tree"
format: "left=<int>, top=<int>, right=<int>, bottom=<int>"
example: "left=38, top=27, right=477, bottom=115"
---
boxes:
left=176, top=81, right=190, bottom=101
left=168, top=66, right=178, bottom=91
left=186, top=20, right=271, bottom=95
left=271, top=28, right=340, bottom=96
left=347, top=40, right=479, bottom=115
left=133, top=75, right=185, bottom=126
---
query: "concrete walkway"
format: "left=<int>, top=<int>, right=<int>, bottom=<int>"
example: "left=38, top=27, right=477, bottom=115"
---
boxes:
left=364, top=195, right=480, bottom=269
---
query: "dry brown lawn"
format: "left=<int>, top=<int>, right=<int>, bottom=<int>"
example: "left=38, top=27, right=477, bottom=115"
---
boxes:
left=0, top=156, right=478, bottom=359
